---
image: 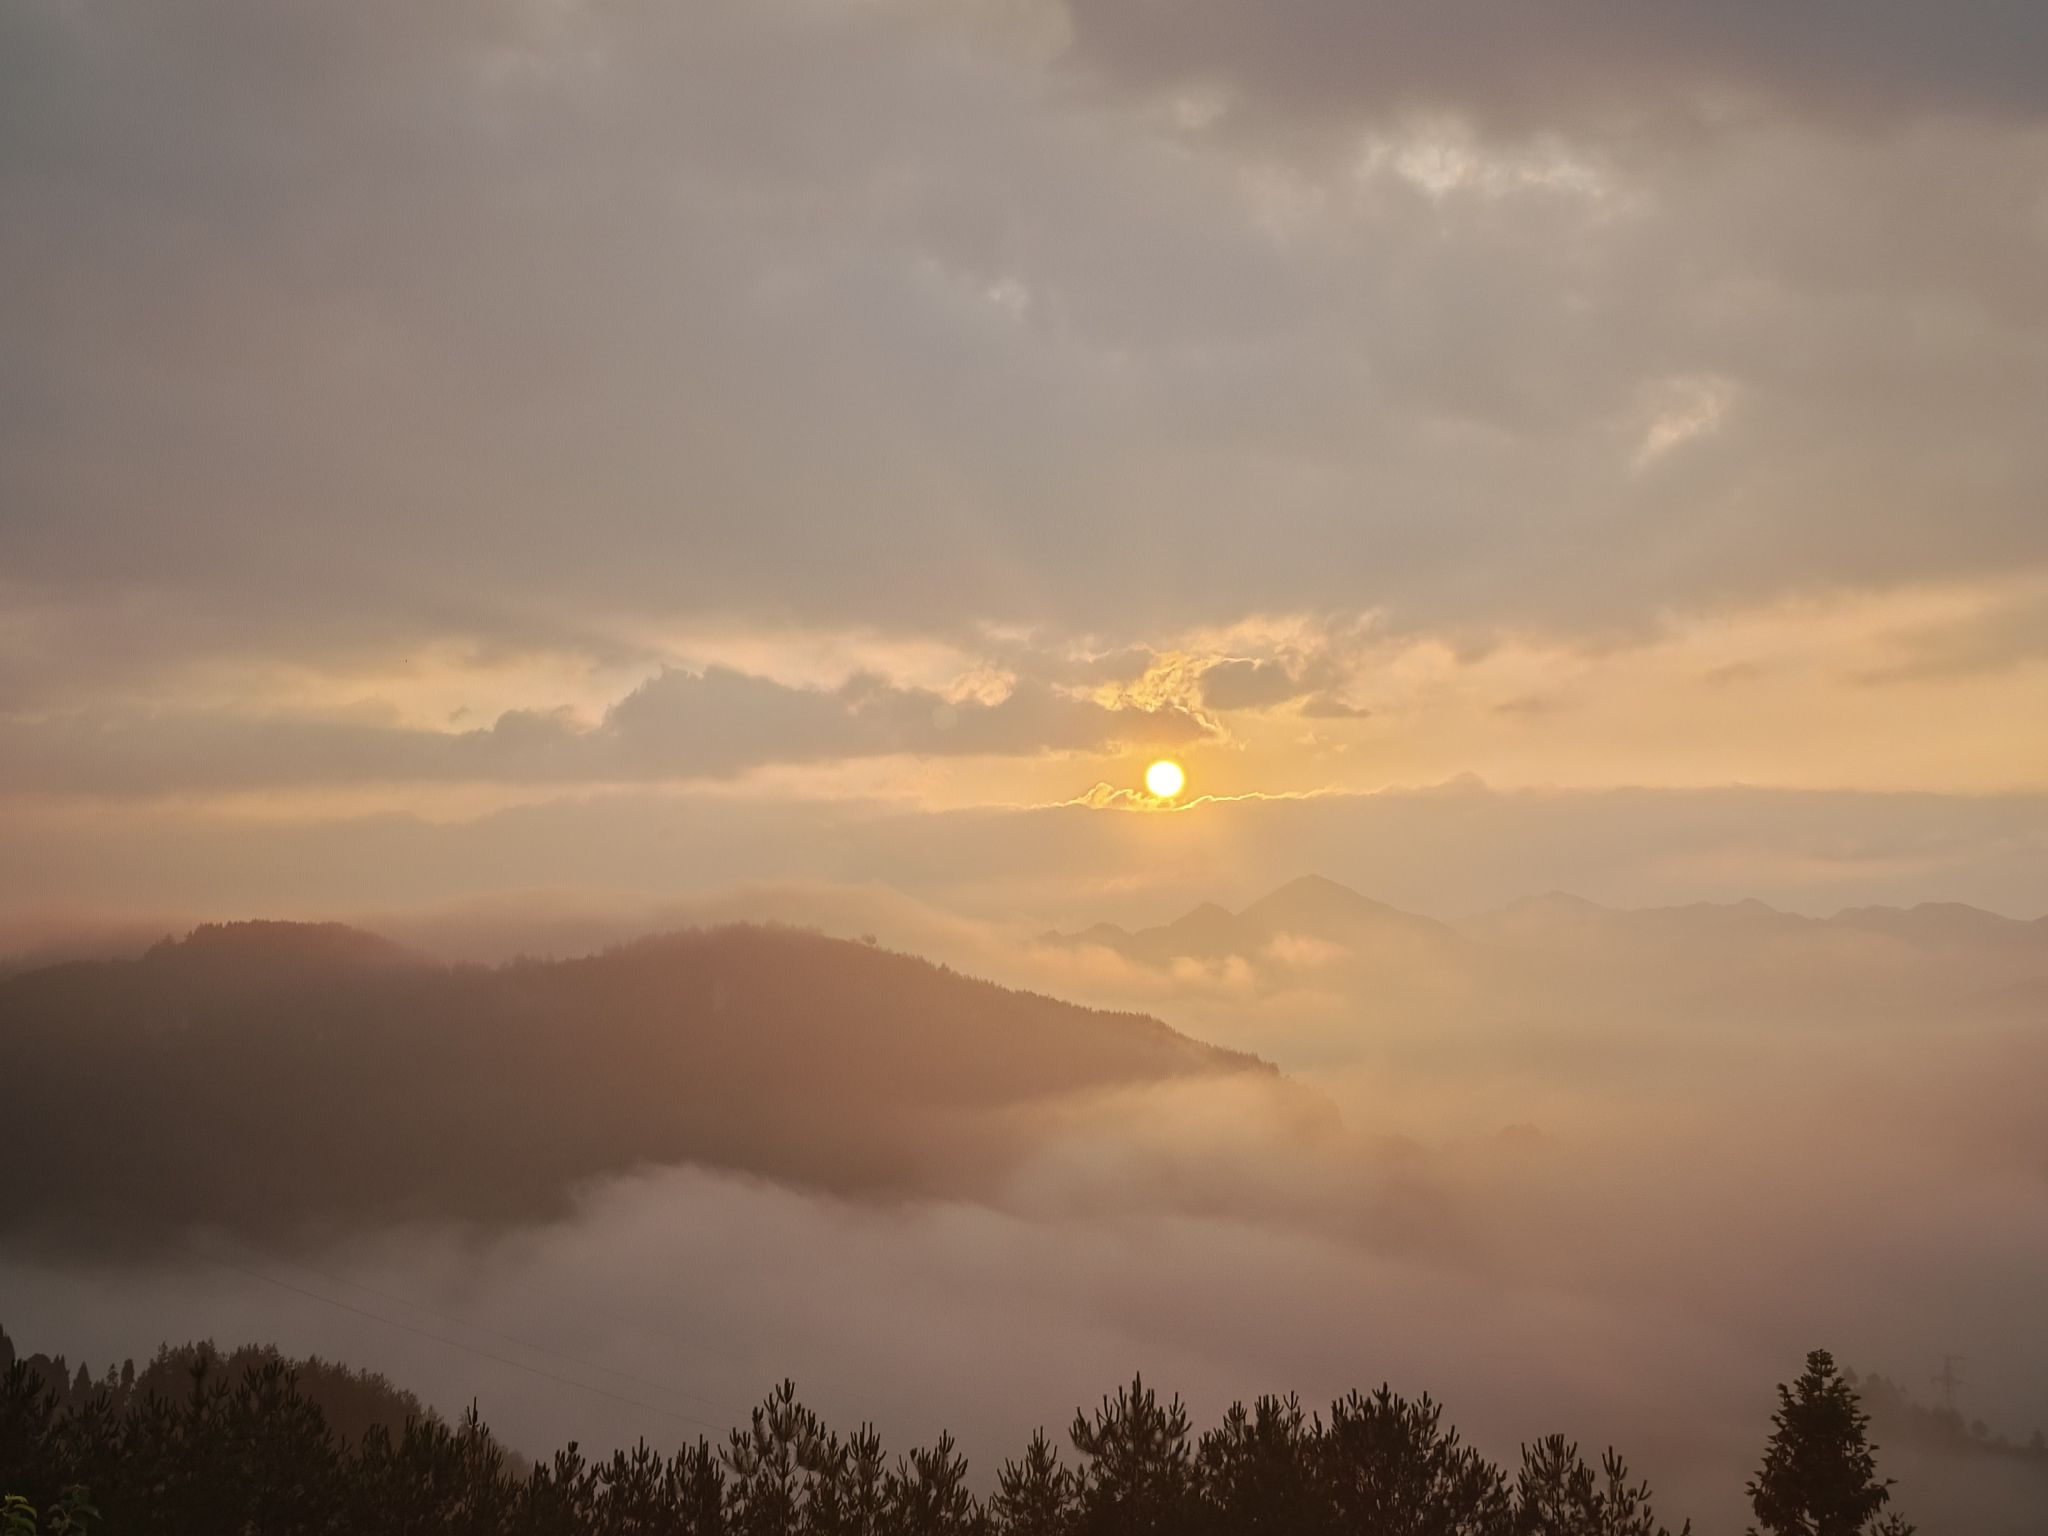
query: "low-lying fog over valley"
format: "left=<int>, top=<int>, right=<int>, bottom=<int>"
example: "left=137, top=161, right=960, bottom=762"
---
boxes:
left=7, top=878, right=2044, bottom=1532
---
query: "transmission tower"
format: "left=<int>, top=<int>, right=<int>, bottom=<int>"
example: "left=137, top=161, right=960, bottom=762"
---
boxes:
left=1932, top=1354, right=1965, bottom=1412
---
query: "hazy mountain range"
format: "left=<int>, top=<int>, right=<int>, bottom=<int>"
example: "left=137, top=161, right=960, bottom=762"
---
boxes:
left=1045, top=874, right=2048, bottom=1025
left=1055, top=872, right=2048, bottom=963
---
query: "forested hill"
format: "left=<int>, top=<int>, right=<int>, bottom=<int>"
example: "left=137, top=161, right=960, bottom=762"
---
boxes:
left=0, top=1324, right=437, bottom=1454
left=0, top=921, right=1268, bottom=1244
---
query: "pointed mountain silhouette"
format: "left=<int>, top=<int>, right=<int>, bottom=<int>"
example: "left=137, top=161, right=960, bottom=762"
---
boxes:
left=1239, top=875, right=1455, bottom=941
left=1048, top=875, right=1463, bottom=967
left=0, top=921, right=1269, bottom=1245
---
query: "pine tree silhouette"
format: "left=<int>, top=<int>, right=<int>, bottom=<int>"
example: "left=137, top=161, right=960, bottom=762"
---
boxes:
left=990, top=1429, right=1075, bottom=1536
left=1194, top=1393, right=1329, bottom=1535
left=1747, top=1350, right=1911, bottom=1536
left=724, top=1380, right=826, bottom=1536
left=809, top=1421, right=891, bottom=1536
left=1068, top=1374, right=1196, bottom=1536
left=1323, top=1385, right=1512, bottom=1536
left=1515, top=1435, right=1689, bottom=1536
left=884, top=1431, right=979, bottom=1536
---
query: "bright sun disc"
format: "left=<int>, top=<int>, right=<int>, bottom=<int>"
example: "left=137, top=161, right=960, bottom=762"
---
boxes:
left=1144, top=759, right=1186, bottom=799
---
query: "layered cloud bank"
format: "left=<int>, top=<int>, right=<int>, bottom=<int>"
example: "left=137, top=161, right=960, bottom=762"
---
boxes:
left=9, top=0, right=2047, bottom=640
left=8, top=0, right=2048, bottom=925
left=7, top=0, right=2048, bottom=833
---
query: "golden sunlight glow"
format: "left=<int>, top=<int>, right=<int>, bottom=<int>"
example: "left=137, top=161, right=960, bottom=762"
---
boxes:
left=1144, top=759, right=1186, bottom=799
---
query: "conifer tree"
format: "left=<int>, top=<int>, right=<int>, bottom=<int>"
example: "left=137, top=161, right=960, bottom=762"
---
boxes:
left=1195, top=1393, right=1330, bottom=1535
left=1069, top=1374, right=1196, bottom=1536
left=1747, top=1351, right=1908, bottom=1536
left=990, top=1429, right=1075, bottom=1536
left=809, top=1423, right=890, bottom=1536
left=885, top=1431, right=980, bottom=1536
left=670, top=1437, right=731, bottom=1536
left=724, top=1380, right=825, bottom=1536
left=1515, top=1435, right=1688, bottom=1536
left=1323, top=1385, right=1512, bottom=1536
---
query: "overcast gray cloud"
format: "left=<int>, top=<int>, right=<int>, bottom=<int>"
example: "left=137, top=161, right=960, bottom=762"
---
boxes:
left=5, top=0, right=2048, bottom=689
left=3, top=0, right=2046, bottom=919
left=1059, top=0, right=2048, bottom=138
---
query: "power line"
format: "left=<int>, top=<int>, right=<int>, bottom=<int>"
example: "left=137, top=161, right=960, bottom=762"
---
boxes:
left=201, top=1235, right=742, bottom=1418
left=491, top=1270, right=757, bottom=1376
left=185, top=1244, right=732, bottom=1437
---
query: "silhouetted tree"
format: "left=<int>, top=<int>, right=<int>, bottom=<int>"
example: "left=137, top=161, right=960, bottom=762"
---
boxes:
left=517, top=1440, right=599, bottom=1533
left=989, top=1430, right=1074, bottom=1536
left=1515, top=1435, right=1688, bottom=1536
left=885, top=1432, right=980, bottom=1536
left=1069, top=1375, right=1196, bottom=1536
left=1195, top=1393, right=1329, bottom=1535
left=1324, top=1385, right=1512, bottom=1536
left=725, top=1380, right=826, bottom=1536
left=1747, top=1351, right=1909, bottom=1536
left=666, top=1437, right=732, bottom=1535
left=810, top=1423, right=890, bottom=1536
left=348, top=1398, right=516, bottom=1534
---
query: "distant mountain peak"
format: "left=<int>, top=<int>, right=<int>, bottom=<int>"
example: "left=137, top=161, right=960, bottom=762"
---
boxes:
left=1239, top=875, right=1448, bottom=936
left=1263, top=873, right=1363, bottom=901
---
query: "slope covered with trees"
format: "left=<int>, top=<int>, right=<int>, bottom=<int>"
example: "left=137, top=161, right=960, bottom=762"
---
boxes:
left=0, top=922, right=1268, bottom=1243
left=0, top=1332, right=1711, bottom=1535
left=0, top=1325, right=432, bottom=1455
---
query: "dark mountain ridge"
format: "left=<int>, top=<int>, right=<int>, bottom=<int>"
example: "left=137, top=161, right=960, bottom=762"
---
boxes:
left=0, top=921, right=1268, bottom=1246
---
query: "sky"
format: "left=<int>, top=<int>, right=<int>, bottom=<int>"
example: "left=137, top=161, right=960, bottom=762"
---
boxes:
left=5, top=0, right=2048, bottom=925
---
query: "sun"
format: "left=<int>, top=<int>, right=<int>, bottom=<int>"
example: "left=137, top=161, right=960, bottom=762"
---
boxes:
left=1144, top=759, right=1186, bottom=799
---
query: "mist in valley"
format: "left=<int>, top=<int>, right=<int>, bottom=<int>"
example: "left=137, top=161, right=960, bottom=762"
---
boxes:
left=6, top=880, right=2043, bottom=1532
